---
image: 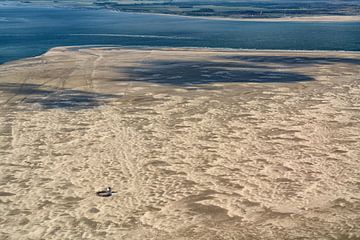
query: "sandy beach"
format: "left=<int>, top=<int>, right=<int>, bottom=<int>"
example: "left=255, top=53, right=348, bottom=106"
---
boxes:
left=0, top=47, right=359, bottom=239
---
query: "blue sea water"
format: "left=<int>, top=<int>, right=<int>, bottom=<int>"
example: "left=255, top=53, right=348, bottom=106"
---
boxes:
left=0, top=4, right=359, bottom=64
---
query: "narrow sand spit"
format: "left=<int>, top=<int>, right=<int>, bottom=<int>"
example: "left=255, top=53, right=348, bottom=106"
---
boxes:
left=0, top=47, right=359, bottom=239
left=146, top=13, right=360, bottom=22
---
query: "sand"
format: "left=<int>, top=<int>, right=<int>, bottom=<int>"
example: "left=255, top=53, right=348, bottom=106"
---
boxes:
left=187, top=15, right=360, bottom=22
left=0, top=47, right=359, bottom=239
left=131, top=12, right=360, bottom=22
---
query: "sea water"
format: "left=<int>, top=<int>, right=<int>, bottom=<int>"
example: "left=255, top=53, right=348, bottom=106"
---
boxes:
left=0, top=4, right=359, bottom=64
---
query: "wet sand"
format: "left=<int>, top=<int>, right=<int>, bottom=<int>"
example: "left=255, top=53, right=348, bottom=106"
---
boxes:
left=0, top=47, right=360, bottom=239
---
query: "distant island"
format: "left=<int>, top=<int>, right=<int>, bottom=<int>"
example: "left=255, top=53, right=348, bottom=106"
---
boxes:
left=9, top=0, right=360, bottom=20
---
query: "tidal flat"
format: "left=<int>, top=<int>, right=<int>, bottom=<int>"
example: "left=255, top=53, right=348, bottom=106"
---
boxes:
left=0, top=47, right=359, bottom=239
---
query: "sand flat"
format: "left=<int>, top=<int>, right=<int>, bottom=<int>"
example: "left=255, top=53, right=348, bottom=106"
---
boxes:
left=0, top=47, right=360, bottom=239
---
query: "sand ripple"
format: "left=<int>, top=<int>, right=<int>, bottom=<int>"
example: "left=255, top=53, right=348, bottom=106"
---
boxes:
left=0, top=47, right=359, bottom=239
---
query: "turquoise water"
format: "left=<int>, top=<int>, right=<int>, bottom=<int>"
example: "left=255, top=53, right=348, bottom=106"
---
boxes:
left=1, top=5, right=359, bottom=64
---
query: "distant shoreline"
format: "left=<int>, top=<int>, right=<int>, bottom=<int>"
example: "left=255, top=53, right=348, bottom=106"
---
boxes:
left=112, top=11, right=360, bottom=22
left=2, top=1, right=360, bottom=23
left=190, top=15, right=360, bottom=22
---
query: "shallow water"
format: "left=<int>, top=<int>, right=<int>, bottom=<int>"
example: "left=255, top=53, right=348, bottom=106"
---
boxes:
left=0, top=4, right=359, bottom=64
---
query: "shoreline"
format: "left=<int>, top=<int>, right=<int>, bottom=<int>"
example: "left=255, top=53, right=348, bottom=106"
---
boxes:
left=58, top=45, right=360, bottom=53
left=3, top=45, right=360, bottom=66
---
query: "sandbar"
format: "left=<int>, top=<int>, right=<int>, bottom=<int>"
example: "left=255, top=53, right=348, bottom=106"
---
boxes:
left=0, top=47, right=359, bottom=239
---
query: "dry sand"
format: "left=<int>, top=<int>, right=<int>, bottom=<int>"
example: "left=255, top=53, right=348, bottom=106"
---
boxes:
left=0, top=47, right=360, bottom=239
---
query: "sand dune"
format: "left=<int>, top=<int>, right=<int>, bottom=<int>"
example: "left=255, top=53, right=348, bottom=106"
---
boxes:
left=0, top=47, right=359, bottom=239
